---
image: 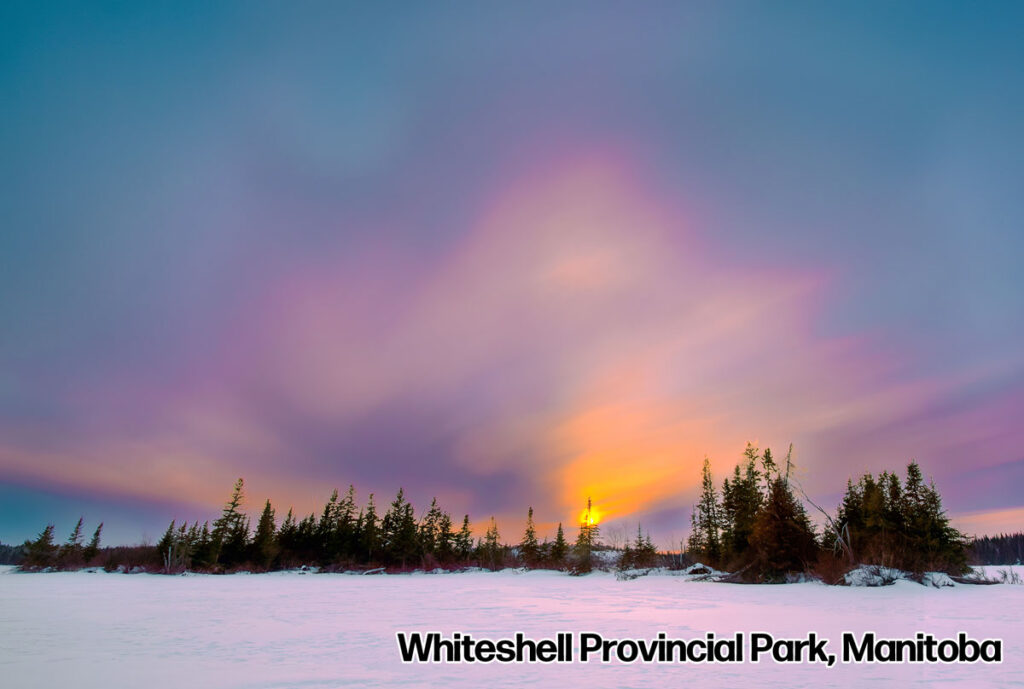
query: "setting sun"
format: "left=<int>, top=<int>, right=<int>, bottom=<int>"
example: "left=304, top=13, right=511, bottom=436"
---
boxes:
left=579, top=500, right=601, bottom=526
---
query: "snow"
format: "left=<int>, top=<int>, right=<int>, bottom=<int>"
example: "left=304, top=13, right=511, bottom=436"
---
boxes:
left=1, top=565, right=1021, bottom=688
left=844, top=564, right=906, bottom=586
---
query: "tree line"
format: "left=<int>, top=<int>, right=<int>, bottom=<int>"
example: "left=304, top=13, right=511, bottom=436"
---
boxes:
left=15, top=445, right=994, bottom=579
left=685, top=443, right=970, bottom=582
left=20, top=479, right=658, bottom=574
left=970, top=533, right=1023, bottom=565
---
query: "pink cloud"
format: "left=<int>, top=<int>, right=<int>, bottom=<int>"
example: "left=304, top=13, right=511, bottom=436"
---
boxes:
left=2, top=151, right=1020, bottom=538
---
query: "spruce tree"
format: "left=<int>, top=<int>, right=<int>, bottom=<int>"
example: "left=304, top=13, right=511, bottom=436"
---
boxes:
left=621, top=523, right=658, bottom=570
left=83, top=522, right=103, bottom=563
left=252, top=499, right=278, bottom=570
left=336, top=485, right=358, bottom=559
left=436, top=512, right=455, bottom=564
left=749, top=476, right=819, bottom=581
left=482, top=517, right=502, bottom=570
left=277, top=508, right=298, bottom=564
left=519, top=506, right=539, bottom=566
left=900, top=462, right=966, bottom=573
left=382, top=488, right=419, bottom=567
left=296, top=514, right=317, bottom=561
left=318, top=489, right=341, bottom=560
left=454, top=515, right=473, bottom=562
left=760, top=447, right=777, bottom=492
left=418, top=498, right=444, bottom=562
left=687, top=457, right=722, bottom=565
left=24, top=524, right=57, bottom=569
left=719, top=446, right=762, bottom=566
left=211, top=478, right=246, bottom=567
left=362, top=494, right=380, bottom=562
left=157, top=520, right=177, bottom=569
left=59, top=517, right=85, bottom=568
left=192, top=522, right=214, bottom=569
left=550, top=522, right=568, bottom=567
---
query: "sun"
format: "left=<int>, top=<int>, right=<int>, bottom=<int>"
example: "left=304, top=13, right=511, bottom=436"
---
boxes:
left=579, top=507, right=601, bottom=526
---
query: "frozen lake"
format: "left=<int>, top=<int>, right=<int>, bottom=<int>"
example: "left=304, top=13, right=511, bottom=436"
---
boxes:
left=1, top=565, right=1021, bottom=688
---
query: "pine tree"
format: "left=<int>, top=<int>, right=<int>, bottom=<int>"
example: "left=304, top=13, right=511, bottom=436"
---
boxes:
left=418, top=498, right=444, bottom=563
left=336, top=485, right=358, bottom=559
left=157, top=520, right=177, bottom=569
left=362, top=494, right=380, bottom=562
left=436, top=512, right=455, bottom=564
left=211, top=478, right=246, bottom=567
left=550, top=522, right=568, bottom=567
left=192, top=521, right=214, bottom=569
left=318, top=489, right=341, bottom=561
left=296, top=514, right=317, bottom=561
left=382, top=488, right=418, bottom=567
left=277, top=508, right=298, bottom=564
left=620, top=523, right=658, bottom=570
left=454, top=515, right=473, bottom=562
left=481, top=517, right=502, bottom=570
left=642, top=531, right=658, bottom=564
left=687, top=456, right=722, bottom=565
left=176, top=522, right=190, bottom=559
left=520, top=506, right=539, bottom=566
left=58, top=517, right=85, bottom=568
left=24, top=524, right=57, bottom=569
left=749, top=476, right=819, bottom=581
left=252, top=499, right=278, bottom=570
left=83, top=522, right=103, bottom=563
left=760, top=447, right=777, bottom=492
left=719, top=445, right=762, bottom=566
left=903, top=462, right=966, bottom=573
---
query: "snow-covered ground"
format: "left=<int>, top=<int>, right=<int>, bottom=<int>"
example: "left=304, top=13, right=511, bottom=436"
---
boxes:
left=1, top=565, right=1021, bottom=688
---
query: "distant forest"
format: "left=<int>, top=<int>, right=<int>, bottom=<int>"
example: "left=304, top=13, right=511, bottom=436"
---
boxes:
left=11, top=443, right=1022, bottom=581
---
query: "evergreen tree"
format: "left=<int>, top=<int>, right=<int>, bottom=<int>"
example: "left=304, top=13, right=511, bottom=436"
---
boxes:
left=719, top=445, right=762, bottom=566
left=252, top=499, right=278, bottom=570
left=361, top=494, right=380, bottom=562
left=157, top=519, right=191, bottom=572
left=687, top=456, right=722, bottom=565
left=336, top=485, right=358, bottom=560
left=832, top=462, right=967, bottom=573
left=454, top=515, right=473, bottom=562
left=620, top=523, right=659, bottom=570
left=318, top=489, right=341, bottom=561
left=192, top=521, right=214, bottom=569
left=24, top=524, right=57, bottom=569
left=211, top=478, right=246, bottom=567
left=519, top=506, right=539, bottom=566
left=83, top=522, right=103, bottom=563
left=382, top=488, right=418, bottom=567
left=905, top=463, right=966, bottom=573
left=748, top=476, right=819, bottom=581
left=549, top=522, right=568, bottom=567
left=435, top=512, right=455, bottom=564
left=277, top=508, right=298, bottom=564
left=418, top=497, right=444, bottom=562
left=760, top=447, right=777, bottom=492
left=224, top=514, right=251, bottom=568
left=157, top=520, right=176, bottom=556
left=296, top=514, right=317, bottom=561
left=481, top=517, right=502, bottom=570
left=58, top=517, right=85, bottom=568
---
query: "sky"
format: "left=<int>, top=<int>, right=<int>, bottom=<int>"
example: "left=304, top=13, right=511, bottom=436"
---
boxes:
left=1, top=3, right=1023, bottom=546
